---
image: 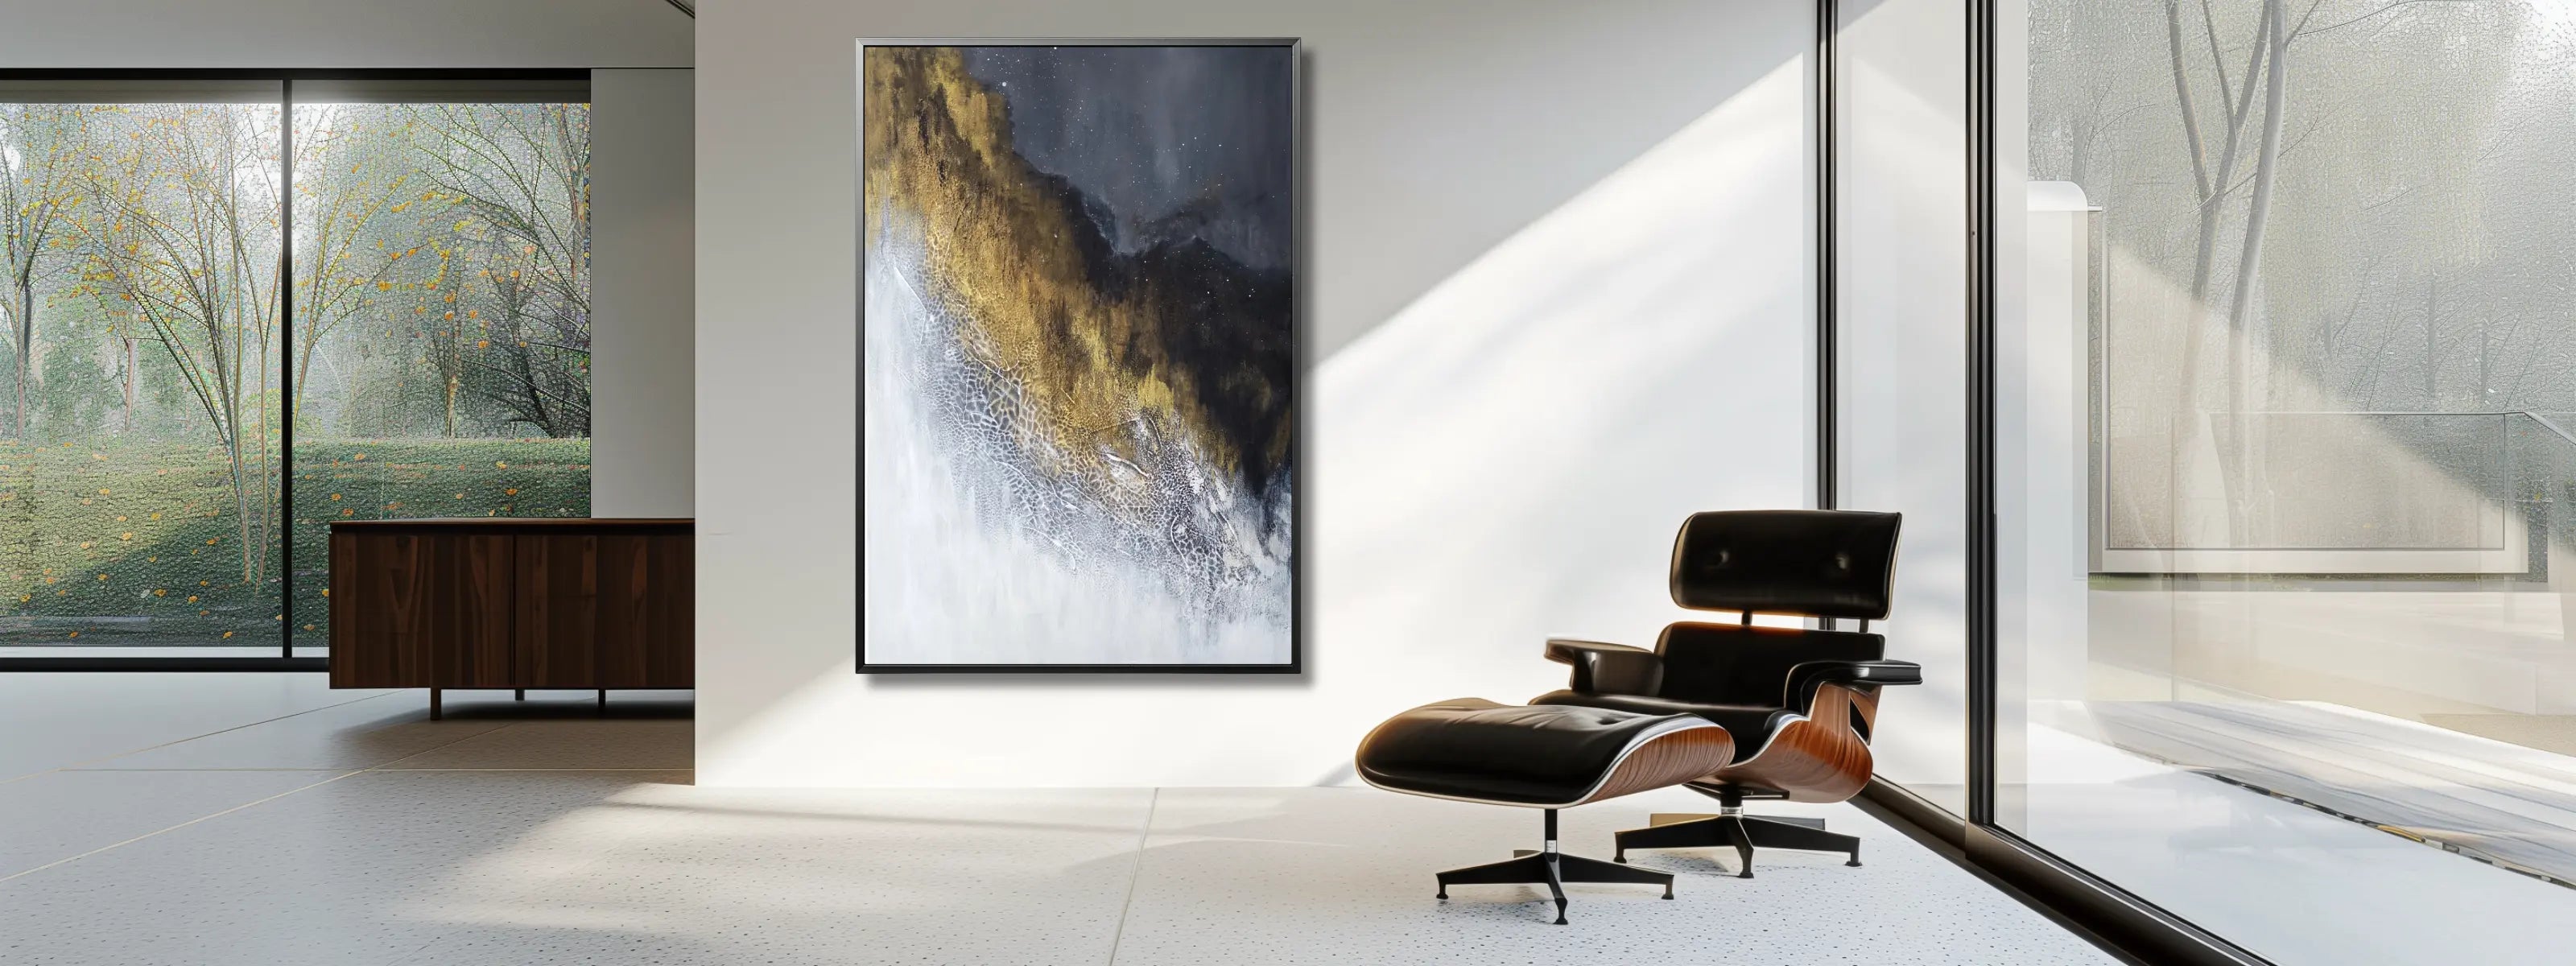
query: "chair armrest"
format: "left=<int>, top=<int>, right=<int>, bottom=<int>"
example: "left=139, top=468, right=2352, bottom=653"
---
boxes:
left=1784, top=659, right=1922, bottom=710
left=1544, top=638, right=1664, bottom=696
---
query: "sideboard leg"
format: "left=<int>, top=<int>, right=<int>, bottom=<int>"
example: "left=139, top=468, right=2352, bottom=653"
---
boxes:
left=429, top=687, right=443, bottom=721
left=597, top=689, right=607, bottom=716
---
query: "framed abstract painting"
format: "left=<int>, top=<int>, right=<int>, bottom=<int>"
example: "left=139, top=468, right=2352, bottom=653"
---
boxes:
left=857, top=39, right=1301, bottom=672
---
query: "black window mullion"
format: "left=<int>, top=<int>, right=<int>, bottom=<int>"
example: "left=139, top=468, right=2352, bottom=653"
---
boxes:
left=279, top=78, right=295, bottom=660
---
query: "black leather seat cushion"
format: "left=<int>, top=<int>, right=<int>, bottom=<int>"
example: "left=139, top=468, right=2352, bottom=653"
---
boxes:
left=1356, top=698, right=1711, bottom=807
left=1530, top=691, right=1792, bottom=762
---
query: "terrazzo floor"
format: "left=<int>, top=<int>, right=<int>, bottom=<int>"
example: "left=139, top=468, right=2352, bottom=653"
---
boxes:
left=0, top=673, right=2112, bottom=965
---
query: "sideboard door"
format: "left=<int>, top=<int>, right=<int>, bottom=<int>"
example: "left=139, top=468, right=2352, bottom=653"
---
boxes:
left=330, top=531, right=432, bottom=688
left=515, top=535, right=600, bottom=687
left=596, top=534, right=694, bottom=688
left=433, top=535, right=518, bottom=689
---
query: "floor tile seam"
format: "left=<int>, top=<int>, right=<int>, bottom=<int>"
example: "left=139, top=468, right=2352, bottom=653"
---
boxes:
left=363, top=719, right=539, bottom=770
left=0, top=769, right=365, bottom=884
left=1104, top=786, right=1162, bottom=966
left=368, top=766, right=696, bottom=773
left=60, top=766, right=361, bottom=773
left=0, top=689, right=403, bottom=784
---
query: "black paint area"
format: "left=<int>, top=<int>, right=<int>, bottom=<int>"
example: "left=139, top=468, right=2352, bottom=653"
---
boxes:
left=961, top=45, right=1294, bottom=272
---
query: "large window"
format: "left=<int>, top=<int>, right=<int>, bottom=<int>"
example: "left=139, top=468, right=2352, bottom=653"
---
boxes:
left=1996, top=1, right=2576, bottom=961
left=0, top=80, right=588, bottom=658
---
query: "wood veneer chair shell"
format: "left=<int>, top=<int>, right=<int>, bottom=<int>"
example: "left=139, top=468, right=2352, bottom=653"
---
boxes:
left=1579, top=724, right=1739, bottom=806
left=1699, top=681, right=1880, bottom=803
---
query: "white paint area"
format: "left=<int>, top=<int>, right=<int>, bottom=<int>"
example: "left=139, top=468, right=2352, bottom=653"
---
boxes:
left=588, top=68, right=698, bottom=518
left=697, top=31, right=1814, bottom=786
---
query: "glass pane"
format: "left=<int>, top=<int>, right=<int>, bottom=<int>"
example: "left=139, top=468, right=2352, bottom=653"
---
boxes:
left=1839, top=0, right=1970, bottom=814
left=0, top=101, right=286, bottom=654
left=287, top=102, right=592, bottom=645
left=2004, top=0, right=2576, bottom=960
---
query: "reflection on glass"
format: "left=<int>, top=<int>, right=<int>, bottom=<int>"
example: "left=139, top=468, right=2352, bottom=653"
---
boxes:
left=287, top=102, right=592, bottom=642
left=2005, top=0, right=2576, bottom=960
left=0, top=101, right=284, bottom=650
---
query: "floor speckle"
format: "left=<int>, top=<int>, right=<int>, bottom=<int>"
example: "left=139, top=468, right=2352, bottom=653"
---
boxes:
left=0, top=675, right=2112, bottom=964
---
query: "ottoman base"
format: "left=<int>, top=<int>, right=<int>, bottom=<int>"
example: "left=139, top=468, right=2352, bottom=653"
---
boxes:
left=1435, top=808, right=1674, bottom=925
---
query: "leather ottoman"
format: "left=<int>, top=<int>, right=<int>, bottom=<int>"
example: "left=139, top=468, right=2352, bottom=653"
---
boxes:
left=1356, top=698, right=1735, bottom=923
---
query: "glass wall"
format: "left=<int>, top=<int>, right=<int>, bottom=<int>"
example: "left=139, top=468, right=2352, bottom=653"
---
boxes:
left=1996, top=0, right=2576, bottom=960
left=287, top=101, right=592, bottom=647
left=0, top=94, right=287, bottom=652
left=0, top=84, right=588, bottom=658
left=1839, top=0, right=1971, bottom=814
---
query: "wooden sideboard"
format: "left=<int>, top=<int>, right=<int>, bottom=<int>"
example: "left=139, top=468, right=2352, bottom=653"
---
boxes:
left=328, top=518, right=692, bottom=717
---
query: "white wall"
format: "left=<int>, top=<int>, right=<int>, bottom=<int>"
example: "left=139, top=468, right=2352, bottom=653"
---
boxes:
left=0, top=0, right=690, bottom=68
left=698, top=0, right=1817, bottom=786
left=590, top=68, right=697, bottom=518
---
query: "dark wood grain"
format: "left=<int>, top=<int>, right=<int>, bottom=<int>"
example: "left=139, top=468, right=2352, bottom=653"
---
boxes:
left=593, top=535, right=694, bottom=687
left=330, top=531, right=433, bottom=688
left=652, top=534, right=695, bottom=687
left=515, top=534, right=600, bottom=687
left=332, top=518, right=692, bottom=530
left=328, top=519, right=693, bottom=691
left=432, top=535, right=517, bottom=688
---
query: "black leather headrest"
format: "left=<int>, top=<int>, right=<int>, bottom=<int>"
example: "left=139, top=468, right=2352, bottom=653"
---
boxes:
left=1667, top=510, right=1900, bottom=619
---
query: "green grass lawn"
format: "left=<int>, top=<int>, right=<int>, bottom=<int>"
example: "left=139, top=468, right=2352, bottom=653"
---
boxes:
left=0, top=436, right=588, bottom=647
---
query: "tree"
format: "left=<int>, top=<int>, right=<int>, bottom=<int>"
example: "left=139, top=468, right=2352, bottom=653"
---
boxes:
left=2038, top=0, right=2536, bottom=548
left=407, top=103, right=589, bottom=437
left=289, top=105, right=415, bottom=433
left=0, top=104, right=85, bottom=440
left=64, top=104, right=283, bottom=586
